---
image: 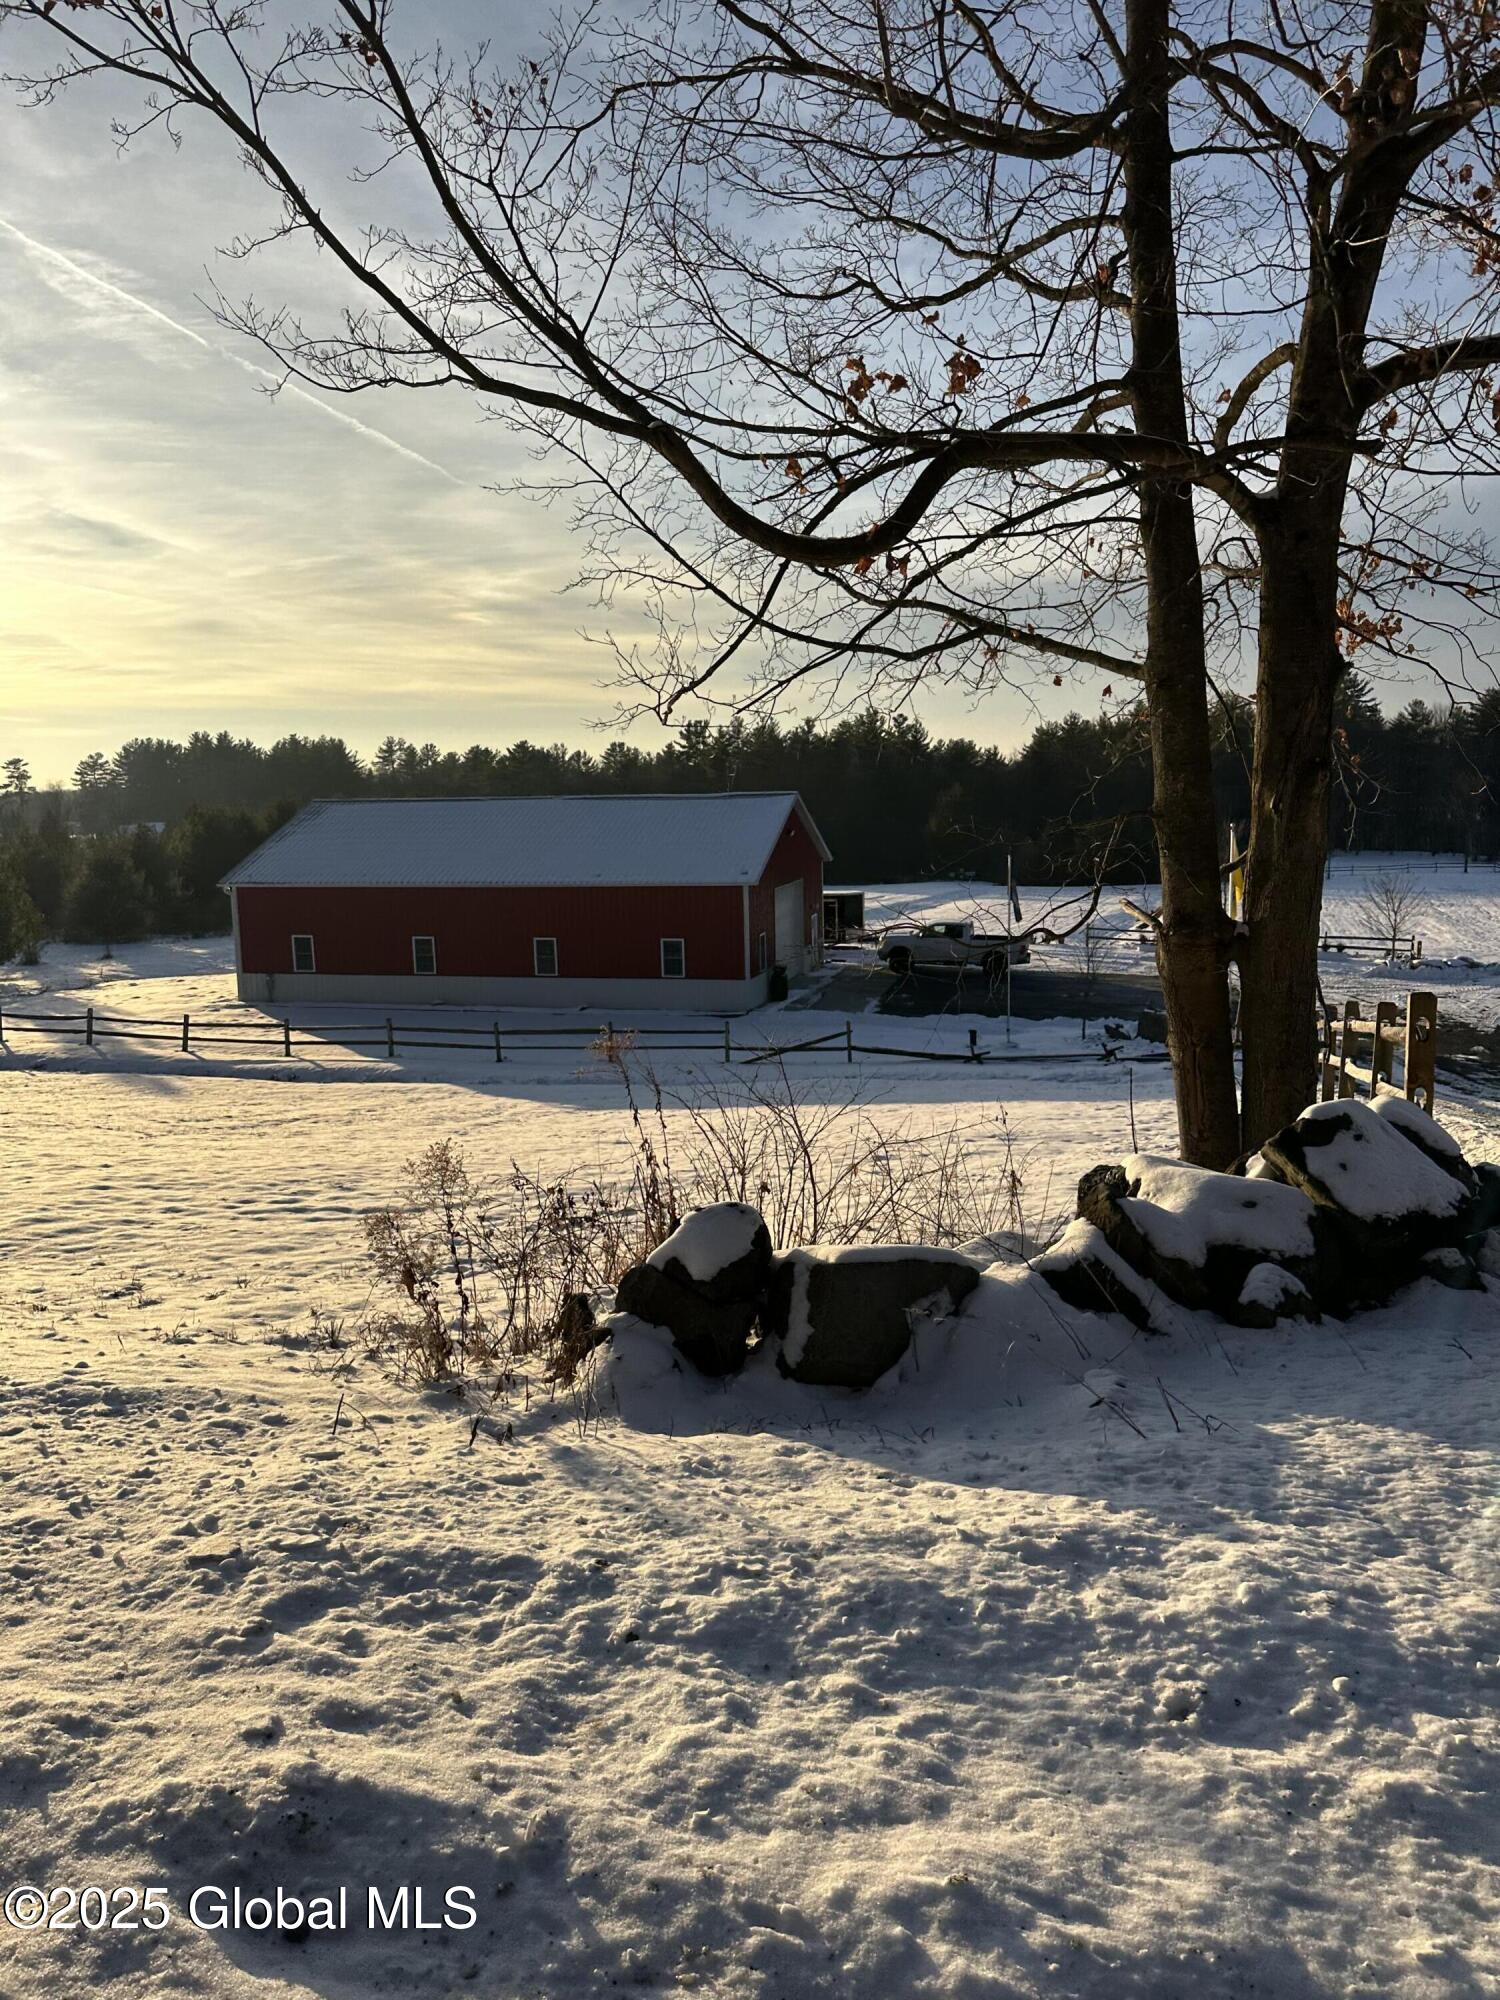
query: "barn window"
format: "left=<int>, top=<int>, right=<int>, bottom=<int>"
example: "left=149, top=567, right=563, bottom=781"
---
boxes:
left=533, top=936, right=558, bottom=978
left=412, top=935, right=437, bottom=976
left=291, top=934, right=315, bottom=974
left=660, top=937, right=686, bottom=979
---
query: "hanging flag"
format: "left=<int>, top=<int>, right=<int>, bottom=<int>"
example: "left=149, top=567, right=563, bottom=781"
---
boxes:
left=1226, top=826, right=1245, bottom=922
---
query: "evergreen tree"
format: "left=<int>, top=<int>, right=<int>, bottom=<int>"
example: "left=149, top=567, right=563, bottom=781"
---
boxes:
left=0, top=853, right=41, bottom=963
left=65, top=846, right=153, bottom=954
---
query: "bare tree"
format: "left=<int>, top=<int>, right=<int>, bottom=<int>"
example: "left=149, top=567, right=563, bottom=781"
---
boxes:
left=7, top=0, right=1500, bottom=1158
left=1077, top=919, right=1110, bottom=1039
left=1361, top=870, right=1424, bottom=959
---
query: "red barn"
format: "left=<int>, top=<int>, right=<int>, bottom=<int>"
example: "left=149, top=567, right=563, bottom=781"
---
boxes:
left=222, top=792, right=829, bottom=1012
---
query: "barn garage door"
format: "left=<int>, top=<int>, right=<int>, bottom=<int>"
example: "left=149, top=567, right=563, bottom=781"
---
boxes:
left=774, top=879, right=804, bottom=974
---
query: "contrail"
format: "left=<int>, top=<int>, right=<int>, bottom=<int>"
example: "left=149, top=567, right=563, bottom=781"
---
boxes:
left=0, top=215, right=463, bottom=484
left=0, top=214, right=214, bottom=348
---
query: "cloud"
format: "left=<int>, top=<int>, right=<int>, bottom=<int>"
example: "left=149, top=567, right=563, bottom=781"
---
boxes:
left=28, top=508, right=171, bottom=559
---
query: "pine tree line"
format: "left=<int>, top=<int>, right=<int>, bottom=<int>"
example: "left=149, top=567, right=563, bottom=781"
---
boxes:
left=0, top=680, right=1495, bottom=959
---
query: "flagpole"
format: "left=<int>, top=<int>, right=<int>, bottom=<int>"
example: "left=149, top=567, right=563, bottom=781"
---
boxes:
left=1005, top=852, right=1014, bottom=1046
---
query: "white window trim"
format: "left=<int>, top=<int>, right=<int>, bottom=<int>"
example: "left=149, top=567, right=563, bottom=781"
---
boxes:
left=291, top=933, right=315, bottom=974
left=412, top=934, right=437, bottom=976
left=533, top=936, right=559, bottom=978
left=660, top=936, right=686, bottom=979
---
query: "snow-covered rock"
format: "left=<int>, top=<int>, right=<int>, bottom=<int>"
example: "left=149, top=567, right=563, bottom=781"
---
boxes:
left=1468, top=1162, right=1500, bottom=1241
left=612, top=1202, right=773, bottom=1377
left=642, top=1202, right=773, bottom=1300
left=1235, top=1261, right=1317, bottom=1329
left=1262, top=1098, right=1470, bottom=1231
left=1077, top=1156, right=1320, bottom=1326
left=1419, top=1245, right=1483, bottom=1291
left=1032, top=1218, right=1156, bottom=1327
left=1263, top=1099, right=1476, bottom=1306
left=764, top=1244, right=981, bottom=1388
left=1369, top=1094, right=1476, bottom=1193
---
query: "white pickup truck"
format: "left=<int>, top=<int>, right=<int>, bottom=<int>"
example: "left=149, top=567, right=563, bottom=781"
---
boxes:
left=877, top=920, right=1031, bottom=978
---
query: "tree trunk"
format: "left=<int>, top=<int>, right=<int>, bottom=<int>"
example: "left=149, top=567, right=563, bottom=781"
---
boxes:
left=1123, top=0, right=1241, bottom=1169
left=1240, top=519, right=1342, bottom=1147
left=1146, top=624, right=1243, bottom=1169
left=1236, top=0, right=1431, bottom=1148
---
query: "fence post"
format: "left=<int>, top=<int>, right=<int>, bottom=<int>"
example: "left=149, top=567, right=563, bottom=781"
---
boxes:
left=968, top=1028, right=978, bottom=1064
left=724, top=1020, right=732, bottom=1062
left=493, top=1020, right=503, bottom=1064
left=1337, top=998, right=1359, bottom=1097
left=386, top=1016, right=395, bottom=1061
left=846, top=1020, right=854, bottom=1065
left=86, top=1006, right=94, bottom=1048
left=181, top=1013, right=190, bottom=1053
left=1405, top=990, right=1437, bottom=1111
left=1372, top=1000, right=1398, bottom=1095
left=283, top=1018, right=292, bottom=1058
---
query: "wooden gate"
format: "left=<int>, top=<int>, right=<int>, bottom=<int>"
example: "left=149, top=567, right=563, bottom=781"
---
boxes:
left=1319, top=990, right=1438, bottom=1110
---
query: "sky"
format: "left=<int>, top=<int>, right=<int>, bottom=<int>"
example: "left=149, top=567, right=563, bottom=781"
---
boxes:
left=0, top=3, right=1473, bottom=789
left=0, top=7, right=615, bottom=787
left=0, top=0, right=1071, bottom=789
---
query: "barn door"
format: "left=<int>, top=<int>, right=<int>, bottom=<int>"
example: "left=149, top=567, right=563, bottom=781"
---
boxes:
left=774, top=879, right=804, bottom=974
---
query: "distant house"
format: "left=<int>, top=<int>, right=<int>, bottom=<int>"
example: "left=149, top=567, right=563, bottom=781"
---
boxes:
left=221, top=792, right=829, bottom=1010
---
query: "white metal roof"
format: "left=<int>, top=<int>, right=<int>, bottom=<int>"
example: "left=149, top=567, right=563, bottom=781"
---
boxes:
left=221, top=793, right=830, bottom=890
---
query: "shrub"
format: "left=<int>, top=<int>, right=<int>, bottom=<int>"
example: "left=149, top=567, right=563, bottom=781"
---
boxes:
left=357, top=1059, right=1061, bottom=1398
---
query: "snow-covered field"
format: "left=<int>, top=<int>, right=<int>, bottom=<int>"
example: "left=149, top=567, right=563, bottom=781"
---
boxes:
left=3, top=866, right=1500, bottom=1998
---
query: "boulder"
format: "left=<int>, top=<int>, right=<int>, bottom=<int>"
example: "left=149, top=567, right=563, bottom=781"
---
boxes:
left=1368, top=1095, right=1476, bottom=1195
left=1077, top=1156, right=1320, bottom=1326
left=640, top=1202, right=773, bottom=1304
left=763, top=1245, right=980, bottom=1388
left=613, top=1203, right=772, bottom=1377
left=1032, top=1219, right=1156, bottom=1328
left=1235, top=1262, right=1317, bottom=1330
left=611, top=1265, right=757, bottom=1376
left=1474, top=1226, right=1500, bottom=1282
left=1261, top=1099, right=1473, bottom=1304
left=1467, top=1163, right=1500, bottom=1241
left=1263, top=1099, right=1471, bottom=1237
left=1418, top=1246, right=1483, bottom=1292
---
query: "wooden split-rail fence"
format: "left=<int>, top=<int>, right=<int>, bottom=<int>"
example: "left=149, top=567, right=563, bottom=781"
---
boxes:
left=0, top=1004, right=1137, bottom=1070
left=1318, top=929, right=1424, bottom=967
left=1319, top=989, right=1438, bottom=1110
